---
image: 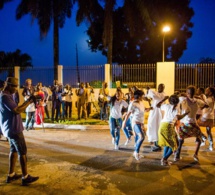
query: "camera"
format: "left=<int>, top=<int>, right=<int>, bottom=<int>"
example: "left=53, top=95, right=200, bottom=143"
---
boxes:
left=35, top=95, right=42, bottom=101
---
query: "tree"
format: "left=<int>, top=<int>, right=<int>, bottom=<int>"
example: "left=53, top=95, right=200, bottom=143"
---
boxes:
left=0, top=0, right=12, bottom=10
left=82, top=0, right=194, bottom=63
left=16, top=0, right=74, bottom=79
left=199, top=57, right=215, bottom=63
left=75, top=0, right=151, bottom=64
left=0, top=49, right=32, bottom=76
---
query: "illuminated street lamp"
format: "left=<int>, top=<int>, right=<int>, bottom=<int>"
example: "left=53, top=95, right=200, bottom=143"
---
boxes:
left=162, top=26, right=170, bottom=62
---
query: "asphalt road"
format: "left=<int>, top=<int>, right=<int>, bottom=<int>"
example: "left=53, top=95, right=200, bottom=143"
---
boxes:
left=0, top=128, right=215, bottom=195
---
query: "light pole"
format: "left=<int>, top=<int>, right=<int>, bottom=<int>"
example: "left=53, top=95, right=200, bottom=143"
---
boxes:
left=162, top=26, right=170, bottom=62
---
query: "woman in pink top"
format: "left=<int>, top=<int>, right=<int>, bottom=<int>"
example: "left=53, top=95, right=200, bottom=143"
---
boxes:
left=35, top=83, right=45, bottom=125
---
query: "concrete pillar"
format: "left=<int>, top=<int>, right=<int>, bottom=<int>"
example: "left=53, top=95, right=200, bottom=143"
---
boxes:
left=105, top=63, right=112, bottom=88
left=156, top=62, right=175, bottom=96
left=58, top=65, right=63, bottom=84
left=14, top=66, right=20, bottom=89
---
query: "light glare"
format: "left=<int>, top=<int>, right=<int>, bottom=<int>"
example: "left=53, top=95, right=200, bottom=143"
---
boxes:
left=163, top=26, right=170, bottom=32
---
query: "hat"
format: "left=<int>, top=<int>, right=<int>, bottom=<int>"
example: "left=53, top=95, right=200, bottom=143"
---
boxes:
left=6, top=77, right=18, bottom=86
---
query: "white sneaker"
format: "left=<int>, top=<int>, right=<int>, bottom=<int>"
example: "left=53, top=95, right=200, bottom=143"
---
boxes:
left=200, top=141, right=205, bottom=147
left=114, top=144, right=119, bottom=150
left=209, top=144, right=213, bottom=151
left=161, top=158, right=168, bottom=166
left=202, top=136, right=207, bottom=142
left=193, top=154, right=199, bottom=162
left=133, top=152, right=140, bottom=160
left=112, top=138, right=115, bottom=145
left=124, top=138, right=131, bottom=146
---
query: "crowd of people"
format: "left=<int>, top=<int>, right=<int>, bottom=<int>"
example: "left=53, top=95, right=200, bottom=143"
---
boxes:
left=107, top=83, right=215, bottom=165
left=22, top=79, right=95, bottom=125
left=0, top=76, right=215, bottom=187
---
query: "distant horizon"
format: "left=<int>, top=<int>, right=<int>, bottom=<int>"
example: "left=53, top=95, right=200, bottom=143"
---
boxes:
left=0, top=0, right=215, bottom=67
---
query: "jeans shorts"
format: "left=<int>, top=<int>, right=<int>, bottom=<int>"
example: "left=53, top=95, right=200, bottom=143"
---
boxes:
left=8, top=132, right=27, bottom=155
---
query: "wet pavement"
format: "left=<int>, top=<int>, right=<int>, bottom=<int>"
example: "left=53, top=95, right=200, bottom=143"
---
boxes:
left=0, top=127, right=215, bottom=195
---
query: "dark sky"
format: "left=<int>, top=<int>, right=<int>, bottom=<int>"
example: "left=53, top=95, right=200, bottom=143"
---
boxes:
left=0, top=0, right=215, bottom=67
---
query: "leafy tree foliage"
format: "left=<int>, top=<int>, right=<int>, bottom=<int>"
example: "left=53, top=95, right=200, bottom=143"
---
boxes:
left=0, top=49, right=32, bottom=76
left=84, top=0, right=194, bottom=63
left=76, top=0, right=151, bottom=64
left=199, top=57, right=215, bottom=63
left=16, top=0, right=74, bottom=79
left=0, top=0, right=12, bottom=10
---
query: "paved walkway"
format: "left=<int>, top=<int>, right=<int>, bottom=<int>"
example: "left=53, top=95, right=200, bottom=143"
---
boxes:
left=32, top=122, right=110, bottom=130
left=1, top=127, right=215, bottom=195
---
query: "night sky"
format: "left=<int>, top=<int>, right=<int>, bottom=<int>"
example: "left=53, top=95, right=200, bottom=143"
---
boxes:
left=0, top=0, right=215, bottom=67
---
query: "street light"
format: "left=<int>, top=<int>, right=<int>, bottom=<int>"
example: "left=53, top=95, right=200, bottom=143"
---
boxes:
left=162, top=26, right=170, bottom=62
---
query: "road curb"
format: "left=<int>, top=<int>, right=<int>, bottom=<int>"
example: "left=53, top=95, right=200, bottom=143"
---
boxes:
left=24, top=122, right=110, bottom=130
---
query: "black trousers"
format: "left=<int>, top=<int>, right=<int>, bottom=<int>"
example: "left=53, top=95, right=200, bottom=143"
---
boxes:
left=65, top=101, right=72, bottom=118
left=51, top=100, right=61, bottom=121
left=86, top=102, right=91, bottom=117
left=44, top=104, right=50, bottom=119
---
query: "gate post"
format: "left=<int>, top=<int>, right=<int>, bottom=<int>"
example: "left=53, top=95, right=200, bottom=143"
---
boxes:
left=14, top=66, right=20, bottom=89
left=105, top=64, right=112, bottom=88
left=58, top=65, right=63, bottom=84
left=156, top=62, right=175, bottom=95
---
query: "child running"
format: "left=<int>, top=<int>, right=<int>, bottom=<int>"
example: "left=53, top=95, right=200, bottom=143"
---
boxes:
left=109, top=90, right=128, bottom=150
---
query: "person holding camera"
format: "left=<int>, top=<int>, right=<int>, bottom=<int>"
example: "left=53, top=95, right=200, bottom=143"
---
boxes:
left=51, top=80, right=62, bottom=122
left=75, top=82, right=88, bottom=120
left=64, top=84, right=73, bottom=119
left=0, top=77, right=39, bottom=185
left=85, top=82, right=94, bottom=118
left=98, top=82, right=109, bottom=120
left=41, top=85, right=50, bottom=119
left=22, top=78, right=35, bottom=130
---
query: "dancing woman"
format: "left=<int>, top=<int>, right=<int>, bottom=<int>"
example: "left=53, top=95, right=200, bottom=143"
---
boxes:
left=157, top=95, right=189, bottom=166
left=197, top=87, right=215, bottom=151
left=123, top=87, right=135, bottom=145
left=175, top=85, right=208, bottom=162
left=109, top=90, right=128, bottom=150
left=196, top=87, right=206, bottom=120
left=122, top=90, right=151, bottom=160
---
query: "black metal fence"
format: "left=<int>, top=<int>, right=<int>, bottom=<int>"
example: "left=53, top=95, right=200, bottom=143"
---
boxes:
left=175, top=63, right=215, bottom=92
left=1, top=63, right=215, bottom=91
left=112, top=64, right=156, bottom=88
left=19, top=67, right=54, bottom=87
left=63, top=65, right=105, bottom=88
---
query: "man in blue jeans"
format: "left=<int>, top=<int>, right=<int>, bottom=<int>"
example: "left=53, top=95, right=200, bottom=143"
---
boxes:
left=0, top=77, right=39, bottom=186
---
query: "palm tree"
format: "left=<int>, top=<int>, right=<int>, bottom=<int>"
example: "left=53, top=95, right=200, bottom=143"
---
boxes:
left=16, top=0, right=74, bottom=79
left=75, top=0, right=151, bottom=65
left=0, top=0, right=12, bottom=10
left=0, top=49, right=32, bottom=76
